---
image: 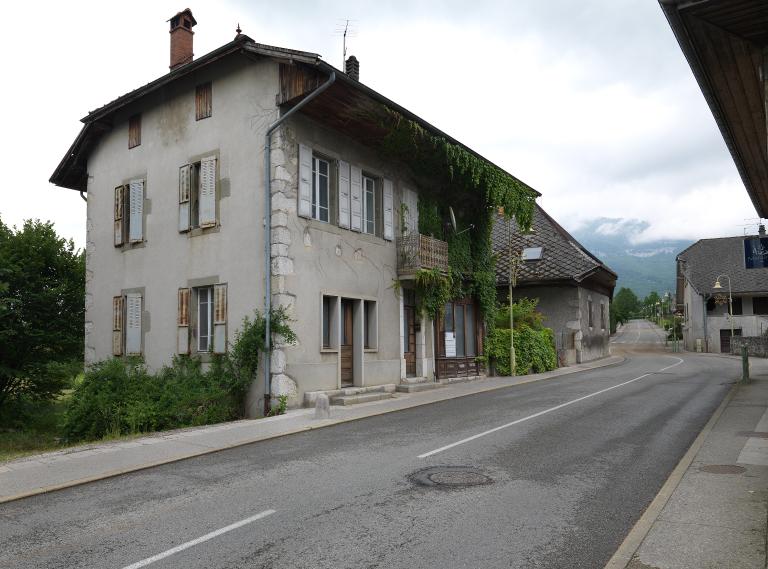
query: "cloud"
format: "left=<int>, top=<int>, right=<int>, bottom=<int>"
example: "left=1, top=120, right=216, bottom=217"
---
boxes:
left=0, top=0, right=759, bottom=249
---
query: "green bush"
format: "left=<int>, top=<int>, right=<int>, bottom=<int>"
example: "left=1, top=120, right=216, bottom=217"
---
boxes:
left=486, top=325, right=557, bottom=376
left=63, top=308, right=296, bottom=442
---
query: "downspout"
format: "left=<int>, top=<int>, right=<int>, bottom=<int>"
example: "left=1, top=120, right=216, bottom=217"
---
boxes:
left=263, top=70, right=336, bottom=414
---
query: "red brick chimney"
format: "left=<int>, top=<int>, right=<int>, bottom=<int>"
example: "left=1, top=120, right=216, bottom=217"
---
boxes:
left=169, top=9, right=197, bottom=70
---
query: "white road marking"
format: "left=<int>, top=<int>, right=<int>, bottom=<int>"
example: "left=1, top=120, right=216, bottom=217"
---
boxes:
left=120, top=509, right=276, bottom=569
left=418, top=357, right=685, bottom=459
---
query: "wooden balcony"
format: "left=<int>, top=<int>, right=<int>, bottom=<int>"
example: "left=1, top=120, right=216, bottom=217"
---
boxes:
left=397, top=234, right=449, bottom=276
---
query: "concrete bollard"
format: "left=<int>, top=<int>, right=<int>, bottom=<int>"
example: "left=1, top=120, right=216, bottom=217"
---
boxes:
left=314, top=393, right=331, bottom=420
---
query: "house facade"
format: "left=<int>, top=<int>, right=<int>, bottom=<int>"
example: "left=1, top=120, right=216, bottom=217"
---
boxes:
left=676, top=232, right=768, bottom=353
left=491, top=206, right=616, bottom=365
left=51, top=11, right=537, bottom=414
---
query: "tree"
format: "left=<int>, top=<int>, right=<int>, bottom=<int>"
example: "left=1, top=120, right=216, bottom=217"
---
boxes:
left=612, top=287, right=640, bottom=326
left=0, top=218, right=85, bottom=410
left=643, top=291, right=661, bottom=320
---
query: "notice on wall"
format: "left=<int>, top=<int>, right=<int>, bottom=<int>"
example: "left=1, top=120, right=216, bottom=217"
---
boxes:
left=445, top=332, right=456, bottom=357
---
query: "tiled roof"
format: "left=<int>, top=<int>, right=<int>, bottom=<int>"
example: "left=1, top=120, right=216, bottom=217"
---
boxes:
left=492, top=205, right=616, bottom=285
left=677, top=236, right=768, bottom=295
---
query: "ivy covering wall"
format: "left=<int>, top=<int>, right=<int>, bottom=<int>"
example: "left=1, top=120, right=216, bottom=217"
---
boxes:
left=379, top=110, right=538, bottom=326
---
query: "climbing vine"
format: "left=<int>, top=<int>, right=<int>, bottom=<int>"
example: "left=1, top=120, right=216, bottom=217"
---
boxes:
left=370, top=108, right=538, bottom=327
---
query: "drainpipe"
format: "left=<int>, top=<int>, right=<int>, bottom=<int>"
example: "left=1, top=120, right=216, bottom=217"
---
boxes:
left=263, top=71, right=336, bottom=415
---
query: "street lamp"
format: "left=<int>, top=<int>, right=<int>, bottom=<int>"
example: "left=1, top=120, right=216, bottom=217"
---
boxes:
left=713, top=274, right=734, bottom=342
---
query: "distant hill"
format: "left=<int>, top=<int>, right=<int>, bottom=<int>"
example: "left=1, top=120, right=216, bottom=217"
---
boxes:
left=569, top=218, right=692, bottom=299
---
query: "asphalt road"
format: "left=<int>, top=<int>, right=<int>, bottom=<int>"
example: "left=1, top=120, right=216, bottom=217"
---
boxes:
left=611, top=318, right=667, bottom=345
left=1, top=335, right=740, bottom=568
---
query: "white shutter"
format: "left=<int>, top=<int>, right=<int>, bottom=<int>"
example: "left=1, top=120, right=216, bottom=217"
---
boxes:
left=112, top=295, right=124, bottom=356
left=125, top=292, right=142, bottom=355
left=128, top=179, right=144, bottom=243
left=402, top=187, right=419, bottom=235
left=114, top=186, right=125, bottom=247
left=213, top=283, right=227, bottom=354
left=338, top=160, right=351, bottom=229
left=177, top=288, right=190, bottom=354
left=199, top=156, right=217, bottom=228
left=350, top=165, right=362, bottom=232
left=298, top=143, right=312, bottom=218
left=178, top=165, right=191, bottom=232
left=383, top=179, right=394, bottom=241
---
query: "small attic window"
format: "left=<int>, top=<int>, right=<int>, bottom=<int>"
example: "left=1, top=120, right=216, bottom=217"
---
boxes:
left=522, top=247, right=543, bottom=261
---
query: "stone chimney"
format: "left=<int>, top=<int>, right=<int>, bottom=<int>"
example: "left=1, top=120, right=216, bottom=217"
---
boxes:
left=345, top=55, right=359, bottom=81
left=169, top=9, right=197, bottom=70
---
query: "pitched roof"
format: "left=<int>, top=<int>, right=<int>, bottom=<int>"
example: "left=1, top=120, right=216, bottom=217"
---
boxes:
left=50, top=34, right=538, bottom=199
left=676, top=235, right=768, bottom=295
left=492, top=205, right=616, bottom=286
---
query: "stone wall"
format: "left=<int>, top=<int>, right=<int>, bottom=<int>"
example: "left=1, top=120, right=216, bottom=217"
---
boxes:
left=731, top=336, right=768, bottom=358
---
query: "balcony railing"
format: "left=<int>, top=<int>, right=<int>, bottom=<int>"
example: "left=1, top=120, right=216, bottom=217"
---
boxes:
left=397, top=233, right=449, bottom=276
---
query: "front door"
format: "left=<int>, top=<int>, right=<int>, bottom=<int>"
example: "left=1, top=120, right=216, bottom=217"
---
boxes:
left=720, top=328, right=742, bottom=353
left=340, top=299, right=354, bottom=386
left=404, top=306, right=417, bottom=377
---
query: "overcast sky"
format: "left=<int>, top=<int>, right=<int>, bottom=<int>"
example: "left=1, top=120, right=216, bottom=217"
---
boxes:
left=0, top=0, right=760, bottom=249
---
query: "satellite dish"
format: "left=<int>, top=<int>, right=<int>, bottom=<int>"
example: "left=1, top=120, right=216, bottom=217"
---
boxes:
left=448, top=206, right=474, bottom=236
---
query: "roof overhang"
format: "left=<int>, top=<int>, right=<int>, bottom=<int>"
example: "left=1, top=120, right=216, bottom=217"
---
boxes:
left=50, top=35, right=320, bottom=191
left=660, top=0, right=768, bottom=217
left=51, top=34, right=539, bottom=201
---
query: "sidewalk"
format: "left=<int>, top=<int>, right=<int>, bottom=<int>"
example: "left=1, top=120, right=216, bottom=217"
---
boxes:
left=0, top=355, right=624, bottom=504
left=607, top=357, right=768, bottom=569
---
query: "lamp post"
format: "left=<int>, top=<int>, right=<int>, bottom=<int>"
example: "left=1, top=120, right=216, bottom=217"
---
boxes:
left=713, top=274, right=734, bottom=342
left=507, top=214, right=519, bottom=376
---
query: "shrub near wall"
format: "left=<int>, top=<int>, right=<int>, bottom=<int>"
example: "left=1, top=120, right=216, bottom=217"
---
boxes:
left=63, top=357, right=236, bottom=442
left=486, top=326, right=557, bottom=376
left=63, top=308, right=296, bottom=442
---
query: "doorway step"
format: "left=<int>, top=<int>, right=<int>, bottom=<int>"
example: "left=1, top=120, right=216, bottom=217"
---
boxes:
left=396, top=378, right=443, bottom=393
left=303, top=384, right=396, bottom=407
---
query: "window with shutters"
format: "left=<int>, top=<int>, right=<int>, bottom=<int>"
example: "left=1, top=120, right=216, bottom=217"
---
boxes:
left=197, top=286, right=213, bottom=352
left=128, top=114, right=141, bottom=148
left=312, top=156, right=330, bottom=222
left=179, top=156, right=217, bottom=232
left=190, top=284, right=227, bottom=353
left=112, top=292, right=143, bottom=355
left=195, top=82, right=212, bottom=120
left=113, top=179, right=145, bottom=248
left=363, top=175, right=375, bottom=234
left=588, top=299, right=594, bottom=328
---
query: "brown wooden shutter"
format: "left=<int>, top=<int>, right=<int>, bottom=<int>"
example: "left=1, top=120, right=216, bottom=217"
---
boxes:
left=195, top=82, right=212, bottom=120
left=177, top=288, right=190, bottom=354
left=128, top=114, right=141, bottom=148
left=179, top=165, right=191, bottom=232
left=114, top=186, right=124, bottom=247
left=112, top=295, right=124, bottom=355
left=213, top=283, right=227, bottom=354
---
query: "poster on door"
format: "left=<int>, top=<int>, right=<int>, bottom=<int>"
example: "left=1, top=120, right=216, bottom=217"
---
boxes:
left=445, top=332, right=456, bottom=357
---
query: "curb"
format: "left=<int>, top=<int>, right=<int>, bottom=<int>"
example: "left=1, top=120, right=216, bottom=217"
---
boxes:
left=0, top=355, right=625, bottom=505
left=602, top=379, right=738, bottom=569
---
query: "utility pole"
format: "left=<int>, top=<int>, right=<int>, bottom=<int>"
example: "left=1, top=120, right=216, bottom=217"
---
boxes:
left=507, top=215, right=519, bottom=376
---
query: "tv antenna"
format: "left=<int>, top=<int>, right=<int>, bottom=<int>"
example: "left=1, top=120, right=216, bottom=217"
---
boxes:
left=334, top=19, right=357, bottom=67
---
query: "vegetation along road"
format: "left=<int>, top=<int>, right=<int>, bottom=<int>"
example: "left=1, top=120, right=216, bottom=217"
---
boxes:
left=0, top=323, right=740, bottom=568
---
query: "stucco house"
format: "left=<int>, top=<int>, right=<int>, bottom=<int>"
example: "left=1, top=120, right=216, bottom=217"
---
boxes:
left=491, top=206, right=616, bottom=365
left=676, top=230, right=768, bottom=353
left=50, top=10, right=538, bottom=414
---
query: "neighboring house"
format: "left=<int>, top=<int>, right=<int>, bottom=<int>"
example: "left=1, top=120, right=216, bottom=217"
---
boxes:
left=491, top=206, right=617, bottom=365
left=50, top=11, right=538, bottom=414
left=676, top=230, right=768, bottom=353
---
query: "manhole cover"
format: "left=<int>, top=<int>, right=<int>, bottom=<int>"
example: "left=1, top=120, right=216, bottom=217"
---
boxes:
left=738, top=431, right=768, bottom=439
left=699, top=464, right=746, bottom=475
left=410, top=466, right=492, bottom=488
